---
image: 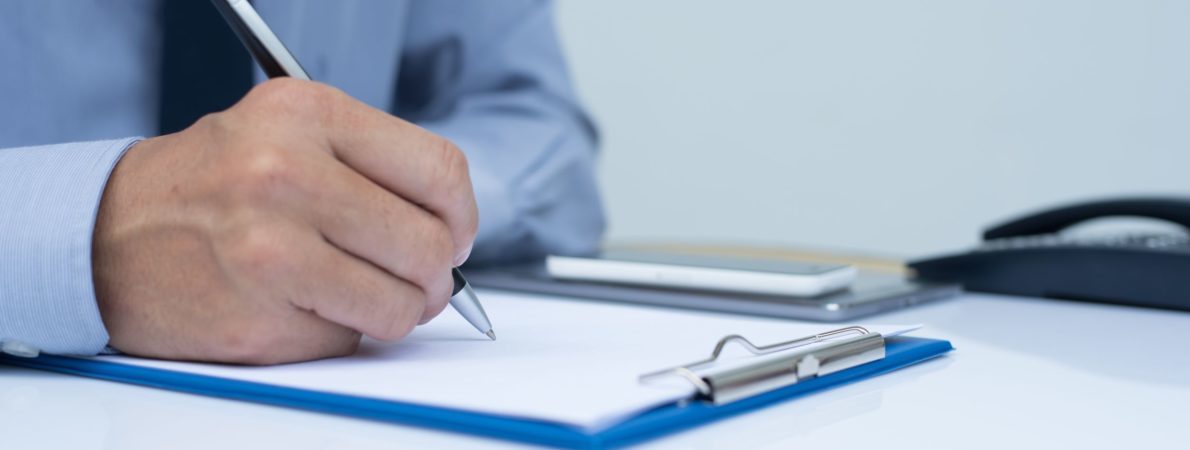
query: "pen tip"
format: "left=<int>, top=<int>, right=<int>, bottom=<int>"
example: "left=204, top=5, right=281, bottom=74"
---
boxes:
left=485, top=330, right=497, bottom=341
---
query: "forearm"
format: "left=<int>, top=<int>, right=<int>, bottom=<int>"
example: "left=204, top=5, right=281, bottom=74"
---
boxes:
left=0, top=138, right=137, bottom=355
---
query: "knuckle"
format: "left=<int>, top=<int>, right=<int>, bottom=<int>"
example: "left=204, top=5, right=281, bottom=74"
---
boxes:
left=421, top=286, right=452, bottom=324
left=247, top=78, right=341, bottom=124
left=192, top=107, right=251, bottom=146
left=377, top=296, right=425, bottom=341
left=419, top=221, right=455, bottom=273
left=224, top=223, right=296, bottom=282
left=463, top=199, right=479, bottom=241
left=397, top=218, right=454, bottom=289
left=249, top=78, right=306, bottom=105
left=434, top=139, right=471, bottom=199
left=233, top=145, right=304, bottom=205
left=331, top=332, right=362, bottom=357
left=429, top=138, right=477, bottom=241
left=191, top=111, right=227, bottom=134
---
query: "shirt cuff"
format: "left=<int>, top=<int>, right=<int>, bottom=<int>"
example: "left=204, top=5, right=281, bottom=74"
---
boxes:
left=0, top=137, right=139, bottom=356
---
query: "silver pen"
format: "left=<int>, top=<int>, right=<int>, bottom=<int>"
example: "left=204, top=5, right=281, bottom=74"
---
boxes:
left=211, top=0, right=495, bottom=340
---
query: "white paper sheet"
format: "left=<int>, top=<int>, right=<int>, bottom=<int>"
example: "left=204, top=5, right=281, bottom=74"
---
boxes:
left=94, top=290, right=918, bottom=432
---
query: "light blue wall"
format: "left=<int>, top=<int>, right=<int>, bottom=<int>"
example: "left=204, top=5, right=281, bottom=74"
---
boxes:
left=555, top=0, right=1190, bottom=258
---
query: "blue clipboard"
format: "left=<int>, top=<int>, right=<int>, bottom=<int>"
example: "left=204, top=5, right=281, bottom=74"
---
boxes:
left=0, top=336, right=951, bottom=449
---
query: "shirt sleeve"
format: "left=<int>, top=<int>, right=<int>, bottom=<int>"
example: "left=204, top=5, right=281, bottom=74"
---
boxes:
left=395, top=0, right=606, bottom=265
left=0, top=138, right=138, bottom=356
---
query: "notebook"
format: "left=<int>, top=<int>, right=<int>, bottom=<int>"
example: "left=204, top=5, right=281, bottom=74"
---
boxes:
left=1, top=290, right=953, bottom=448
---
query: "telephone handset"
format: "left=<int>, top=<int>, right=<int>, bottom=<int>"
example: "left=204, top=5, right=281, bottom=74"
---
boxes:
left=910, top=198, right=1190, bottom=311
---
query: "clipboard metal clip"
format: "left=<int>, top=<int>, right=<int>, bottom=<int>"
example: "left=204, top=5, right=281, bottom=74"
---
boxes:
left=639, top=326, right=886, bottom=405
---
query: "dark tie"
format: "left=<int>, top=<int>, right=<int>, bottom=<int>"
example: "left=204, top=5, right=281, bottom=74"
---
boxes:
left=158, top=0, right=255, bottom=135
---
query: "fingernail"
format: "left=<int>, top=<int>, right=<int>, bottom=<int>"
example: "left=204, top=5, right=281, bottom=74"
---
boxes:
left=454, top=242, right=474, bottom=266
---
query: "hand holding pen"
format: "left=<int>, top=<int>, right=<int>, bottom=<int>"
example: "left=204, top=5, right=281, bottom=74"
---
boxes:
left=211, top=0, right=495, bottom=341
left=91, top=7, right=487, bottom=366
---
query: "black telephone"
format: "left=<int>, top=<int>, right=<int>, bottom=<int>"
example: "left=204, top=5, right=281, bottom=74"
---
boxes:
left=909, top=198, right=1190, bottom=312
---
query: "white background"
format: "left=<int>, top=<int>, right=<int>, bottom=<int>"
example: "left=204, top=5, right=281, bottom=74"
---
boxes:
left=555, top=0, right=1190, bottom=258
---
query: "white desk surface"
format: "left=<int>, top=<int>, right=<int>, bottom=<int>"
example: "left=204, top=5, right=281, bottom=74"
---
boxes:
left=3, top=292, right=1189, bottom=449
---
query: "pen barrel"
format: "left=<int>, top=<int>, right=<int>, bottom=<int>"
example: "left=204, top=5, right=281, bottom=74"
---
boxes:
left=449, top=282, right=493, bottom=333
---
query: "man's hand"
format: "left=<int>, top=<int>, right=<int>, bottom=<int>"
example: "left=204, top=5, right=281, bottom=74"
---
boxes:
left=92, top=79, right=478, bottom=364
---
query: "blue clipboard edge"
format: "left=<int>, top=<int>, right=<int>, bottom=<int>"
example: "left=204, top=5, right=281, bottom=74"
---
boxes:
left=596, top=337, right=954, bottom=448
left=0, top=337, right=952, bottom=449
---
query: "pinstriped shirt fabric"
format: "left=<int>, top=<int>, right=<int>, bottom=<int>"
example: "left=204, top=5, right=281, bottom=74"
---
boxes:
left=0, top=138, right=137, bottom=355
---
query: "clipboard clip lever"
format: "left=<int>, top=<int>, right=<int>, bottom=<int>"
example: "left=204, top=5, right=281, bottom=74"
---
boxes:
left=639, top=326, right=886, bottom=405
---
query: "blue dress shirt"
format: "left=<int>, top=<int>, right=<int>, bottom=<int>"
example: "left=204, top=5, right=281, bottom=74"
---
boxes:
left=0, top=0, right=604, bottom=356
